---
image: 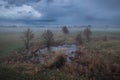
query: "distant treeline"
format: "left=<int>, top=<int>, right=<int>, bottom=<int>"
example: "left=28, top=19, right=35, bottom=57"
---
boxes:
left=0, top=25, right=120, bottom=28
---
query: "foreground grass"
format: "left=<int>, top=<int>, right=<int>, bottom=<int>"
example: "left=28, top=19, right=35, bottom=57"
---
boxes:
left=0, top=40, right=120, bottom=80
left=0, top=65, right=83, bottom=80
left=0, top=65, right=33, bottom=80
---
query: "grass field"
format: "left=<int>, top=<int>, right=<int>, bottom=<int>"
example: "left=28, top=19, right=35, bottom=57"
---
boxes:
left=0, top=27, right=120, bottom=80
left=0, top=27, right=120, bottom=55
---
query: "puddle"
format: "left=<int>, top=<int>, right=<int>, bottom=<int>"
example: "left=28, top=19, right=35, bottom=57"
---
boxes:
left=31, top=44, right=78, bottom=63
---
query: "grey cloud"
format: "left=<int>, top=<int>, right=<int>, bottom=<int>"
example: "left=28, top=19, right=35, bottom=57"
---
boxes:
left=4, top=0, right=41, bottom=6
left=0, top=0, right=120, bottom=25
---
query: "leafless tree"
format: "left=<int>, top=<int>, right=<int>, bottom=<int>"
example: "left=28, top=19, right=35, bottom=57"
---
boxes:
left=83, top=26, right=92, bottom=42
left=103, top=35, right=108, bottom=41
left=62, top=26, right=69, bottom=34
left=76, top=32, right=83, bottom=45
left=42, top=30, right=54, bottom=50
left=21, top=28, right=34, bottom=50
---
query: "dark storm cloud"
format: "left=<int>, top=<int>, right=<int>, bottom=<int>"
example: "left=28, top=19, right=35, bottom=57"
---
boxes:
left=4, top=0, right=41, bottom=6
left=94, top=0, right=120, bottom=10
left=0, top=0, right=120, bottom=25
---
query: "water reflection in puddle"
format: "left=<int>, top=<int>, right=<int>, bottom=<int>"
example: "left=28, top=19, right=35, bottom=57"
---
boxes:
left=31, top=44, right=78, bottom=63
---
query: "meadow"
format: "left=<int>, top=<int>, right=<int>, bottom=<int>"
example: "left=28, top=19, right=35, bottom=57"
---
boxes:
left=0, top=27, right=120, bottom=80
left=0, top=27, right=119, bottom=55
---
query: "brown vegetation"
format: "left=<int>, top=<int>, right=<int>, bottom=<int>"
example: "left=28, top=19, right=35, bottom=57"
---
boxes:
left=83, top=26, right=92, bottom=42
left=75, top=32, right=83, bottom=45
left=44, top=53, right=67, bottom=69
left=21, top=28, right=34, bottom=50
left=63, top=49, right=120, bottom=80
left=62, top=26, right=69, bottom=34
left=42, top=30, right=54, bottom=50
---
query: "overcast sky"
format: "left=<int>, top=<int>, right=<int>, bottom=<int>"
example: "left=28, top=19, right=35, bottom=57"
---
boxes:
left=0, top=0, right=120, bottom=26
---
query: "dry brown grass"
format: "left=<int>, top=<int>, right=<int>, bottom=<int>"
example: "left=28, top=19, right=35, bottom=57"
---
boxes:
left=63, top=50, right=120, bottom=80
left=43, top=52, right=67, bottom=69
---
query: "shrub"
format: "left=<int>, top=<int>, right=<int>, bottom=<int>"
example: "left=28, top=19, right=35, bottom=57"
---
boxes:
left=75, top=32, right=83, bottom=45
left=62, top=26, right=69, bottom=34
left=21, top=28, right=34, bottom=50
left=42, top=30, right=54, bottom=50
left=103, top=35, right=108, bottom=41
left=83, top=26, right=92, bottom=42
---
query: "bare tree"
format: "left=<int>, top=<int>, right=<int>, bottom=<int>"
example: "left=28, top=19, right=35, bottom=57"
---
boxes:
left=42, top=30, right=54, bottom=50
left=76, top=32, right=83, bottom=45
left=103, top=35, right=108, bottom=41
left=83, top=26, right=92, bottom=42
left=21, top=28, right=34, bottom=50
left=62, top=26, right=69, bottom=34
